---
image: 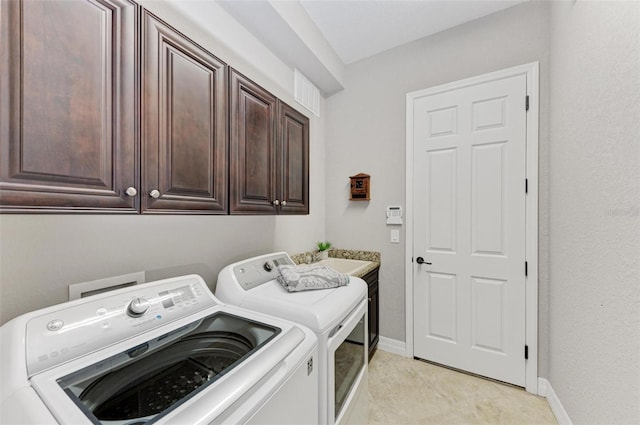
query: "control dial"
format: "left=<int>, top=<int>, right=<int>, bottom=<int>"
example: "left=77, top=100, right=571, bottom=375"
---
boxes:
left=127, top=297, right=150, bottom=317
left=263, top=261, right=273, bottom=272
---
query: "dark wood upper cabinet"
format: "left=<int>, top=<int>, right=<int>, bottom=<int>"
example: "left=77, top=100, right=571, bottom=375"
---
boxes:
left=141, top=11, right=228, bottom=214
left=0, top=0, right=138, bottom=212
left=229, top=68, right=278, bottom=214
left=229, top=68, right=309, bottom=215
left=278, top=101, right=309, bottom=215
left=2, top=4, right=308, bottom=215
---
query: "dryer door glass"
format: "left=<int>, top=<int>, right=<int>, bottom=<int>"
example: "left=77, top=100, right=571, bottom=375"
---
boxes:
left=334, top=314, right=366, bottom=420
left=56, top=312, right=279, bottom=424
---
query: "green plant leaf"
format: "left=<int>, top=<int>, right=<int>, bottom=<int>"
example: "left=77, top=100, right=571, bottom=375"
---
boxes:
left=316, top=241, right=332, bottom=251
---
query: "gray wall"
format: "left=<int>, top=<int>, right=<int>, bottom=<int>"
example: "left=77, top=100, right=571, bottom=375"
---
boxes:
left=325, top=0, right=551, bottom=374
left=0, top=1, right=327, bottom=325
left=325, top=0, right=640, bottom=421
left=548, top=1, right=640, bottom=423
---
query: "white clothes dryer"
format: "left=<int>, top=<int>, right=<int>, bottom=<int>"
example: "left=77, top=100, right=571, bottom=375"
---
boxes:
left=1, top=275, right=318, bottom=425
left=216, top=252, right=369, bottom=425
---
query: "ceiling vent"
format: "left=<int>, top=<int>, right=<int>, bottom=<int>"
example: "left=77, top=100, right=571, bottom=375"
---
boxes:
left=294, top=69, right=320, bottom=117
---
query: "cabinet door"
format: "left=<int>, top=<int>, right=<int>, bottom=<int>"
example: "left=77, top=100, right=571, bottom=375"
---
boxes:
left=0, top=0, right=138, bottom=212
left=141, top=11, right=227, bottom=214
left=229, top=69, right=278, bottom=214
left=277, top=102, right=309, bottom=215
left=368, top=281, right=379, bottom=358
left=363, top=268, right=380, bottom=359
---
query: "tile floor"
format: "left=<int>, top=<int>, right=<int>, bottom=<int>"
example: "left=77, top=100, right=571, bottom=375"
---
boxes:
left=368, top=350, right=557, bottom=425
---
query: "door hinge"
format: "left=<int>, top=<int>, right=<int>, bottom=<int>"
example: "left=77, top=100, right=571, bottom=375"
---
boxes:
left=525, top=95, right=530, bottom=111
left=525, top=178, right=528, bottom=194
left=525, top=261, right=528, bottom=276
left=525, top=345, right=529, bottom=360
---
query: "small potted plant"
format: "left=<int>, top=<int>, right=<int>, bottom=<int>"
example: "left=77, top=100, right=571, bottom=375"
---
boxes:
left=315, top=241, right=332, bottom=261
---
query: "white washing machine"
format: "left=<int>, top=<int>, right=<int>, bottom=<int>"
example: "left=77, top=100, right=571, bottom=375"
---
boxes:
left=216, top=252, right=369, bottom=425
left=1, top=275, right=318, bottom=425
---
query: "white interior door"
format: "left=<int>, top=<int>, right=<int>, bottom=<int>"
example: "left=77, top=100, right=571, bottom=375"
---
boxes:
left=411, top=73, right=527, bottom=386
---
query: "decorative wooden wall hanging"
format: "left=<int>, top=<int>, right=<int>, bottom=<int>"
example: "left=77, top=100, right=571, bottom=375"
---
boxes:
left=349, top=173, right=370, bottom=201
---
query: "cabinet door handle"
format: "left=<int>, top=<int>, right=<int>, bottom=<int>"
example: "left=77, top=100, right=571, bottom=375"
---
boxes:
left=281, top=200, right=287, bottom=206
left=125, top=187, right=137, bottom=197
left=149, top=189, right=161, bottom=199
left=272, top=199, right=280, bottom=206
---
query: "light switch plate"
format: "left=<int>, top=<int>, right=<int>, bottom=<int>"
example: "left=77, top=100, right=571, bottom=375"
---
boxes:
left=391, top=229, right=400, bottom=243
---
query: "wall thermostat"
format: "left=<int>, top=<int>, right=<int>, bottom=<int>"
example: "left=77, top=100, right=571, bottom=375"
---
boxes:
left=386, top=206, right=403, bottom=225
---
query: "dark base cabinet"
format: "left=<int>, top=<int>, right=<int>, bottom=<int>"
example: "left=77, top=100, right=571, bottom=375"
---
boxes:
left=362, top=268, right=379, bottom=360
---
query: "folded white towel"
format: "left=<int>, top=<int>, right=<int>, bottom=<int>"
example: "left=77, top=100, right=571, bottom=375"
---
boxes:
left=276, top=264, right=350, bottom=292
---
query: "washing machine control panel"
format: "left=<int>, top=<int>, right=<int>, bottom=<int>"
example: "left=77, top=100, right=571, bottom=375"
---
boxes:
left=25, top=275, right=216, bottom=376
left=233, top=254, right=294, bottom=290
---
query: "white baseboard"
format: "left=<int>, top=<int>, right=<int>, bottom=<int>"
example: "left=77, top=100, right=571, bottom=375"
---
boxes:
left=537, top=377, right=548, bottom=397
left=377, top=337, right=407, bottom=356
left=538, top=378, right=573, bottom=425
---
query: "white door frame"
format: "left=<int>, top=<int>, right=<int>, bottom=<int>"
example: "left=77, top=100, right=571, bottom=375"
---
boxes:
left=405, top=62, right=539, bottom=394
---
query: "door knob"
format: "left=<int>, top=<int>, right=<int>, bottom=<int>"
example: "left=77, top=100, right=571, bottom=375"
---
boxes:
left=416, top=257, right=432, bottom=265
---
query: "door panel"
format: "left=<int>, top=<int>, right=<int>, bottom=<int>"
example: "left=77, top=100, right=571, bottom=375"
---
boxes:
left=426, top=273, right=457, bottom=342
left=471, top=142, right=507, bottom=255
left=472, top=96, right=507, bottom=131
left=242, top=94, right=272, bottom=199
left=471, top=276, right=505, bottom=352
left=0, top=0, right=138, bottom=212
left=167, top=50, right=214, bottom=193
left=413, top=74, right=527, bottom=386
left=21, top=0, right=106, bottom=182
left=426, top=148, right=457, bottom=252
left=142, top=11, right=227, bottom=213
left=278, top=101, right=309, bottom=215
left=229, top=69, right=277, bottom=214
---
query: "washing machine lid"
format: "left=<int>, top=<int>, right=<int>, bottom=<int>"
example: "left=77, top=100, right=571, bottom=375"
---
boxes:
left=30, top=307, right=307, bottom=425
left=216, top=253, right=367, bottom=333
left=56, top=311, right=281, bottom=424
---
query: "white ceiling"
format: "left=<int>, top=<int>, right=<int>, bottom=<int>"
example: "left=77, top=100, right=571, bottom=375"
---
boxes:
left=217, top=0, right=530, bottom=94
left=299, top=0, right=529, bottom=64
